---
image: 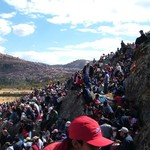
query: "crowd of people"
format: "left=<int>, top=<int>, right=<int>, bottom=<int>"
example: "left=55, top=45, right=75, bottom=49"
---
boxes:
left=0, top=30, right=149, bottom=150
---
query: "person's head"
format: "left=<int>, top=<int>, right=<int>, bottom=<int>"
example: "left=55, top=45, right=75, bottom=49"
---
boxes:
left=86, top=61, right=90, bottom=66
left=119, top=127, right=129, bottom=137
left=139, top=30, right=144, bottom=35
left=2, top=129, right=8, bottom=136
left=25, top=137, right=31, bottom=142
left=65, top=121, right=71, bottom=128
left=95, top=94, right=99, bottom=99
left=68, top=116, right=113, bottom=150
left=32, top=136, right=39, bottom=143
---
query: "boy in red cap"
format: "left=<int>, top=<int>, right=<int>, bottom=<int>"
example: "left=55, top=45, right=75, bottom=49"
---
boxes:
left=44, top=115, right=113, bottom=150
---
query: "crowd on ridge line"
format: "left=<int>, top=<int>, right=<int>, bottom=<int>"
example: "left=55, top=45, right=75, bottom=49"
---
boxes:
left=0, top=30, right=149, bottom=150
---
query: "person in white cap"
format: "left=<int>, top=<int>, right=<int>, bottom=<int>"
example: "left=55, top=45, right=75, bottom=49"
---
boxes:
left=118, top=127, right=134, bottom=150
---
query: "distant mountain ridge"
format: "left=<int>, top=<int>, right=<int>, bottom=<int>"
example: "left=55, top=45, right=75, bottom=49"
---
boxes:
left=0, top=53, right=87, bottom=87
left=53, top=59, right=89, bottom=69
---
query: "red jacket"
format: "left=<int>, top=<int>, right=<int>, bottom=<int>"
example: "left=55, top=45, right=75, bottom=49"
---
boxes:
left=44, top=140, right=68, bottom=150
left=32, top=144, right=39, bottom=150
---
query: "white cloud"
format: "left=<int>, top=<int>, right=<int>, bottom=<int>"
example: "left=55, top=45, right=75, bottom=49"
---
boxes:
left=64, top=38, right=122, bottom=52
left=60, top=28, right=67, bottom=32
left=0, top=46, right=6, bottom=53
left=3, top=0, right=150, bottom=25
left=98, top=23, right=150, bottom=37
left=77, top=28, right=98, bottom=33
left=11, top=50, right=94, bottom=65
left=11, top=37, right=127, bottom=65
left=0, top=19, right=12, bottom=35
left=12, top=23, right=36, bottom=36
left=2, top=0, right=150, bottom=65
left=0, top=12, right=16, bottom=19
left=4, top=0, right=28, bottom=11
left=77, top=23, right=150, bottom=38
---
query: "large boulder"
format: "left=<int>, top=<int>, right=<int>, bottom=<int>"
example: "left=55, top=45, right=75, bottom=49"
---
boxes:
left=126, top=42, right=150, bottom=150
left=59, top=90, right=85, bottom=121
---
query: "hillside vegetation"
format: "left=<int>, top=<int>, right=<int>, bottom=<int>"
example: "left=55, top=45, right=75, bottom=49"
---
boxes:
left=0, top=53, right=87, bottom=87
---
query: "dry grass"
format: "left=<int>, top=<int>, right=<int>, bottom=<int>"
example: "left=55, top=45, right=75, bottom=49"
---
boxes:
left=0, top=88, right=32, bottom=94
left=0, top=88, right=32, bottom=104
left=0, top=96, right=20, bottom=104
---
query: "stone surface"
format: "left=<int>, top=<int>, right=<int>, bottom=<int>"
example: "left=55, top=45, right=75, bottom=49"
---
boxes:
left=59, top=90, right=85, bottom=121
left=126, top=42, right=150, bottom=150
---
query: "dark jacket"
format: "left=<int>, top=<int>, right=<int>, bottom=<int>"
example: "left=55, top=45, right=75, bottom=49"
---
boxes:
left=119, top=134, right=134, bottom=150
left=83, top=65, right=94, bottom=78
left=135, top=34, right=147, bottom=46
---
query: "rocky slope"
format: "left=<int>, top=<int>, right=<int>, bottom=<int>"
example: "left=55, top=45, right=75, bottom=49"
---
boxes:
left=59, top=90, right=85, bottom=120
left=58, top=41, right=150, bottom=150
left=125, top=41, right=150, bottom=150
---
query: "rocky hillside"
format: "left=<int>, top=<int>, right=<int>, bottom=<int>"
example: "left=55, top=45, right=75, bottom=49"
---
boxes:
left=126, top=41, right=150, bottom=150
left=58, top=41, right=150, bottom=150
left=0, top=53, right=87, bottom=87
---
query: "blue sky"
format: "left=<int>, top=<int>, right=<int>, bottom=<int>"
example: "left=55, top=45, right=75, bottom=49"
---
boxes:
left=0, top=0, right=150, bottom=65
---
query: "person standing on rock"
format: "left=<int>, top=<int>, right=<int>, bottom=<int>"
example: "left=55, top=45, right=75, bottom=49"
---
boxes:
left=103, top=71, right=110, bottom=94
left=83, top=61, right=94, bottom=89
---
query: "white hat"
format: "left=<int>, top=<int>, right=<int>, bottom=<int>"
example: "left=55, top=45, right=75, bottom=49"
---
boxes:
left=119, top=127, right=129, bottom=133
left=65, top=121, right=71, bottom=127
left=51, top=129, right=58, bottom=134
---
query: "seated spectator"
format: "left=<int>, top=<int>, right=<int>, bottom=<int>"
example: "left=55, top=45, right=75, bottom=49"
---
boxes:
left=118, top=127, right=134, bottom=150
left=44, top=116, right=113, bottom=150
left=93, top=93, right=101, bottom=106
left=114, top=95, right=123, bottom=107
left=74, top=73, right=84, bottom=90
left=135, top=30, right=147, bottom=47
left=102, top=101, right=114, bottom=118
left=0, top=128, right=13, bottom=149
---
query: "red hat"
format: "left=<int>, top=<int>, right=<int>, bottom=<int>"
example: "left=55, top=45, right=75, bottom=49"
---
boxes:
left=69, top=116, right=113, bottom=147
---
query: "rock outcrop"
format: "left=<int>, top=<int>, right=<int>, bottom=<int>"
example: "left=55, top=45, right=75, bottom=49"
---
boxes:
left=59, top=90, right=85, bottom=121
left=126, top=41, right=150, bottom=150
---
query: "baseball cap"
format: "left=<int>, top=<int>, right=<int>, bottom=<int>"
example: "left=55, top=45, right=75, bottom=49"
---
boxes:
left=69, top=116, right=113, bottom=147
left=51, top=129, right=58, bottom=134
left=118, top=127, right=129, bottom=133
left=65, top=121, right=71, bottom=127
left=26, top=137, right=31, bottom=141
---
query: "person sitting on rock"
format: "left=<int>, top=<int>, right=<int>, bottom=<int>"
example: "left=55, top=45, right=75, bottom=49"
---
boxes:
left=135, top=30, right=147, bottom=48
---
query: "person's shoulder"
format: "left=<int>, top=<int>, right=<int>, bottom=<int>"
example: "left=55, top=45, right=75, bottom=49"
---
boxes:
left=126, top=134, right=133, bottom=141
left=43, top=142, right=61, bottom=150
left=44, top=140, right=69, bottom=150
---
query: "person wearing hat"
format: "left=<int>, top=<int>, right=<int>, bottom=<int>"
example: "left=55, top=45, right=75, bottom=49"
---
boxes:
left=44, top=115, right=113, bottom=150
left=118, top=127, right=134, bottom=150
left=23, top=137, right=33, bottom=149
left=31, top=136, right=44, bottom=150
